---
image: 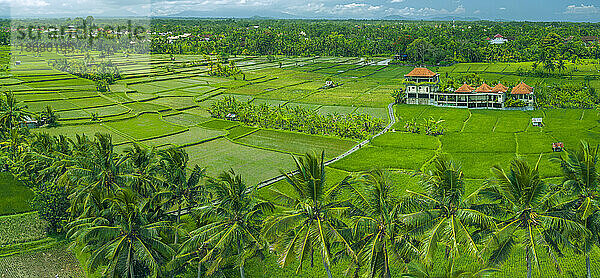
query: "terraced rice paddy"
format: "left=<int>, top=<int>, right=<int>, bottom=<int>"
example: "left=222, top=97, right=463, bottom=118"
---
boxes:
left=3, top=51, right=600, bottom=277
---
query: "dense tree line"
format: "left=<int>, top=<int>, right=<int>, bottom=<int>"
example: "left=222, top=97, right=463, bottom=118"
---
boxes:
left=208, top=96, right=385, bottom=140
left=0, top=92, right=599, bottom=277
left=148, top=19, right=600, bottom=64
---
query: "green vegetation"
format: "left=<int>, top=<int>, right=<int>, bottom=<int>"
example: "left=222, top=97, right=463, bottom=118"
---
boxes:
left=209, top=96, right=384, bottom=140
left=2, top=18, right=600, bottom=277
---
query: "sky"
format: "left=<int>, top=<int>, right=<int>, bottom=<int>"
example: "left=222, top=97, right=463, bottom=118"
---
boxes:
left=1, top=0, right=600, bottom=21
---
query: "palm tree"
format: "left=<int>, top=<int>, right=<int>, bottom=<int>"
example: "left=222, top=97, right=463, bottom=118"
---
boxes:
left=122, top=144, right=162, bottom=197
left=400, top=156, right=496, bottom=275
left=69, top=133, right=123, bottom=218
left=552, top=141, right=600, bottom=278
left=348, top=170, right=419, bottom=278
left=159, top=147, right=206, bottom=245
left=0, top=91, right=34, bottom=130
left=67, top=188, right=175, bottom=278
left=174, top=170, right=273, bottom=278
left=262, top=151, right=355, bottom=278
left=485, top=158, right=588, bottom=278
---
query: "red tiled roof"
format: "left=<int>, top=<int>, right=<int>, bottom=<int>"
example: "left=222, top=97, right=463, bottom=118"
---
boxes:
left=404, top=67, right=438, bottom=78
left=494, top=34, right=504, bottom=38
left=491, top=83, right=508, bottom=93
left=511, top=82, right=534, bottom=95
left=455, top=83, right=474, bottom=93
left=475, top=83, right=493, bottom=93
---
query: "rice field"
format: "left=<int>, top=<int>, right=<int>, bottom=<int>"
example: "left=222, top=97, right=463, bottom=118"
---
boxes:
left=5, top=52, right=600, bottom=277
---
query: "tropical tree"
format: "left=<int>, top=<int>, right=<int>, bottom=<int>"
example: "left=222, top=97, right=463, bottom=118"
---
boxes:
left=485, top=158, right=588, bottom=278
left=400, top=156, right=496, bottom=275
left=349, top=170, right=419, bottom=278
left=553, top=141, right=600, bottom=278
left=122, top=144, right=162, bottom=197
left=69, top=133, right=123, bottom=218
left=0, top=91, right=34, bottom=130
left=262, top=152, right=355, bottom=278
left=67, top=188, right=175, bottom=278
left=159, top=147, right=206, bottom=245
left=174, top=170, right=273, bottom=278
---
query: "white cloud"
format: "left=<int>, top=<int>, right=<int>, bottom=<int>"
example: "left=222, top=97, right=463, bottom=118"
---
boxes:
left=564, top=4, right=598, bottom=14
left=473, top=9, right=480, bottom=14
left=285, top=2, right=385, bottom=17
left=499, top=7, right=506, bottom=10
left=1, top=0, right=49, bottom=7
left=390, top=0, right=404, bottom=3
left=390, top=4, right=465, bottom=17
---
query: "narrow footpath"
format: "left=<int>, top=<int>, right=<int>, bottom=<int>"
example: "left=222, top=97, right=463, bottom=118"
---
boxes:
left=255, top=102, right=397, bottom=189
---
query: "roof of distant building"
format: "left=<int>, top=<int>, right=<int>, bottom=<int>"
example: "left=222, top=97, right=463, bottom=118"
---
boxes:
left=492, top=83, right=508, bottom=93
left=475, top=83, right=493, bottom=93
left=511, top=82, right=534, bottom=95
left=404, top=67, right=438, bottom=78
left=455, top=83, right=474, bottom=93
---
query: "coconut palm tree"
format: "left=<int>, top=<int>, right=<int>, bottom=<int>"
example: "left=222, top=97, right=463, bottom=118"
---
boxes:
left=485, top=158, right=588, bottom=278
left=348, top=169, right=419, bottom=278
left=0, top=91, right=34, bottom=130
left=159, top=147, right=206, bottom=245
left=122, top=144, right=163, bottom=197
left=552, top=141, right=600, bottom=278
left=262, top=151, right=355, bottom=278
left=67, top=188, right=174, bottom=278
left=174, top=170, right=273, bottom=278
left=69, top=133, right=123, bottom=218
left=400, top=156, right=496, bottom=275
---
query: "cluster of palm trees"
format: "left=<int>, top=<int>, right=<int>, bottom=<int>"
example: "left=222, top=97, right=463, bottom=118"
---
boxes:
left=1, top=92, right=599, bottom=277
left=12, top=123, right=599, bottom=278
left=209, top=96, right=385, bottom=140
left=403, top=117, right=446, bottom=136
left=204, top=55, right=242, bottom=77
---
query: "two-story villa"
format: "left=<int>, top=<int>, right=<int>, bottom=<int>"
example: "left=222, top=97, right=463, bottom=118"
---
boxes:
left=404, top=67, right=439, bottom=105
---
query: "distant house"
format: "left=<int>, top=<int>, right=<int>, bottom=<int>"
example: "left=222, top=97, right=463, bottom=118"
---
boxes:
left=531, top=118, right=543, bottom=127
left=582, top=36, right=599, bottom=46
left=15, top=61, right=21, bottom=65
left=489, top=34, right=509, bottom=44
left=511, top=82, right=535, bottom=106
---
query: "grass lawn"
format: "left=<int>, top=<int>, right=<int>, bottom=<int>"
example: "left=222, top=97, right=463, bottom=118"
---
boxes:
left=0, top=173, right=34, bottom=216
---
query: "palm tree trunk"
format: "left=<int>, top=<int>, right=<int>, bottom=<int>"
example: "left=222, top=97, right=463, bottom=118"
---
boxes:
left=322, top=254, right=333, bottom=278
left=198, top=258, right=202, bottom=278
left=175, top=204, right=181, bottom=245
left=526, top=248, right=532, bottom=278
left=238, top=243, right=245, bottom=278
left=384, top=247, right=391, bottom=278
left=586, top=253, right=591, bottom=278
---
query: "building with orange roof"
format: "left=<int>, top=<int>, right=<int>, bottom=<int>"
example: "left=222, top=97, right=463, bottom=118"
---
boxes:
left=403, top=67, right=534, bottom=109
left=404, top=67, right=439, bottom=105
left=510, top=82, right=535, bottom=106
left=455, top=84, right=474, bottom=93
left=491, top=83, right=508, bottom=93
left=475, top=83, right=493, bottom=93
